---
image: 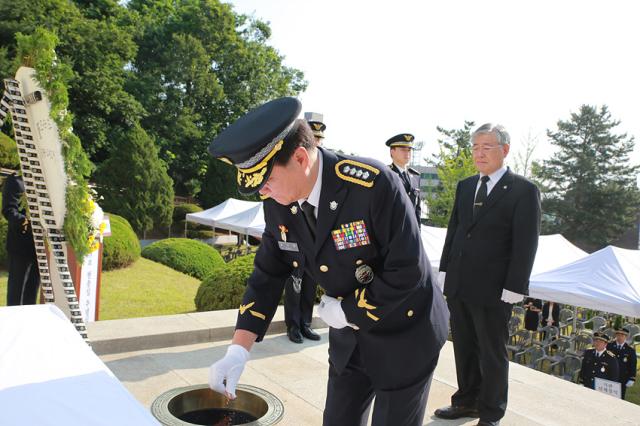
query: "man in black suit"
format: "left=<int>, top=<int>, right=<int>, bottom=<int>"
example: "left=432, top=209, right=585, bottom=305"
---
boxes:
left=386, top=133, right=422, bottom=226
left=2, top=173, right=40, bottom=305
left=283, top=117, right=325, bottom=344
left=435, top=123, right=541, bottom=426
left=607, top=328, right=637, bottom=399
left=207, top=97, right=449, bottom=425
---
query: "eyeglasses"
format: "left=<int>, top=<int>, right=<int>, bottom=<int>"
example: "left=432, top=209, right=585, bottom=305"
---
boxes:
left=471, top=144, right=502, bottom=153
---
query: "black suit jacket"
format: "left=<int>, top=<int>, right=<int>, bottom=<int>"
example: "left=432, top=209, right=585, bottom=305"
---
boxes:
left=439, top=169, right=541, bottom=306
left=236, top=148, right=449, bottom=389
left=540, top=301, right=560, bottom=327
left=2, top=174, right=36, bottom=257
left=389, top=163, right=421, bottom=226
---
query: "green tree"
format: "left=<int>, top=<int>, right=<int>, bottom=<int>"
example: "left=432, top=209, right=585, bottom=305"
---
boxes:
left=534, top=105, right=640, bottom=251
left=126, top=0, right=306, bottom=198
left=94, top=123, right=174, bottom=235
left=428, top=122, right=477, bottom=226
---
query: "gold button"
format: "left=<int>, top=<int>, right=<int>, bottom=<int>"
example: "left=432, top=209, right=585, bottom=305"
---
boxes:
left=292, top=261, right=298, bottom=268
left=320, top=265, right=329, bottom=272
left=356, top=259, right=363, bottom=265
left=407, top=310, right=414, bottom=317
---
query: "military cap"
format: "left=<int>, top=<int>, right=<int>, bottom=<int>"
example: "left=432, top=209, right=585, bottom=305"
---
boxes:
left=208, top=97, right=301, bottom=195
left=614, top=327, right=630, bottom=336
left=593, top=331, right=610, bottom=343
left=385, top=133, right=415, bottom=148
left=308, top=120, right=326, bottom=139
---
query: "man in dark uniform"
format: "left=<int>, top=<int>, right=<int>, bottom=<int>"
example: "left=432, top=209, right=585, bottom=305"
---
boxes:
left=283, top=116, right=325, bottom=344
left=607, top=327, right=636, bottom=399
left=207, top=97, right=449, bottom=426
left=435, top=124, right=540, bottom=426
left=386, top=133, right=421, bottom=226
left=580, top=332, right=620, bottom=392
left=2, top=173, right=40, bottom=305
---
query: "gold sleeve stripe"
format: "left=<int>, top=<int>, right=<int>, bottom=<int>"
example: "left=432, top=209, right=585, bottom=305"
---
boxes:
left=366, top=311, right=380, bottom=321
left=249, top=310, right=266, bottom=320
left=239, top=302, right=255, bottom=314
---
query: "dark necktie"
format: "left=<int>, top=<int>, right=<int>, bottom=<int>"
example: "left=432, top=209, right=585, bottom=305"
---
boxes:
left=301, top=201, right=316, bottom=239
left=400, top=171, right=411, bottom=191
left=473, top=175, right=490, bottom=218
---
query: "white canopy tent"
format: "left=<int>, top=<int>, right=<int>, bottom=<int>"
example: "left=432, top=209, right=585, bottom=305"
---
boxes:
left=529, top=246, right=640, bottom=317
left=184, top=198, right=259, bottom=228
left=213, top=203, right=266, bottom=239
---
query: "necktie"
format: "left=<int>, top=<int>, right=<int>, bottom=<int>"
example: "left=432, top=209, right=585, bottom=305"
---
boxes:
left=301, top=201, right=316, bottom=239
left=473, top=175, right=490, bottom=218
left=401, top=171, right=411, bottom=190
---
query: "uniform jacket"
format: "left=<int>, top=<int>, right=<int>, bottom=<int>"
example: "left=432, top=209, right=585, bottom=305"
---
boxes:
left=439, top=169, right=541, bottom=306
left=2, top=174, right=35, bottom=257
left=236, top=148, right=449, bottom=390
left=389, top=163, right=421, bottom=226
left=607, top=341, right=637, bottom=384
left=580, top=348, right=620, bottom=389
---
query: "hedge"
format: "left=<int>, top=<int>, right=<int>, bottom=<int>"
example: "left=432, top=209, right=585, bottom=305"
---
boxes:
left=171, top=203, right=213, bottom=239
left=102, top=213, right=141, bottom=270
left=195, top=253, right=255, bottom=311
left=142, top=238, right=224, bottom=280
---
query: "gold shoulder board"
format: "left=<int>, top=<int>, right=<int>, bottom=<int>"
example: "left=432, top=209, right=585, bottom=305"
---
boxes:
left=335, top=160, right=380, bottom=188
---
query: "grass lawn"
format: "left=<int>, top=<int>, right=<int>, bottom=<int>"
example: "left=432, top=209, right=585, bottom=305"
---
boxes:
left=0, top=258, right=200, bottom=320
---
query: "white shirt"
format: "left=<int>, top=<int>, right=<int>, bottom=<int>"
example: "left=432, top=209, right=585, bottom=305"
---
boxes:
left=393, top=162, right=408, bottom=173
left=297, top=149, right=323, bottom=219
left=596, top=349, right=605, bottom=357
left=475, top=165, right=508, bottom=197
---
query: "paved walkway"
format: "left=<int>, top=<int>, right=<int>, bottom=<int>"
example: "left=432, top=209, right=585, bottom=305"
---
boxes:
left=92, top=309, right=640, bottom=425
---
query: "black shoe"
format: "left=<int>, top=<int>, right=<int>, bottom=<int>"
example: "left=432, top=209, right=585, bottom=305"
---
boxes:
left=287, top=326, right=303, bottom=344
left=476, top=421, right=500, bottom=426
left=434, top=405, right=480, bottom=419
left=301, top=325, right=321, bottom=341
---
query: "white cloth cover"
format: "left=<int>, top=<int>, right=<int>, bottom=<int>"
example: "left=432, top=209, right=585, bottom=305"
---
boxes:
left=0, top=305, right=159, bottom=426
left=530, top=246, right=640, bottom=317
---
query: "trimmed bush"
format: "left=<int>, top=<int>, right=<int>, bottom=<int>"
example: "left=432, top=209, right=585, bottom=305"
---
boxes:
left=0, top=134, right=19, bottom=170
left=102, top=213, right=141, bottom=270
left=142, top=238, right=224, bottom=280
left=171, top=203, right=213, bottom=239
left=195, top=253, right=255, bottom=311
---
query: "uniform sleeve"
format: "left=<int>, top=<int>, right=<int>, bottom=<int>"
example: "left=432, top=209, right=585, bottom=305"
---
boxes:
left=630, top=348, right=637, bottom=381
left=503, top=183, right=541, bottom=294
left=235, top=224, right=291, bottom=342
left=439, top=181, right=462, bottom=272
left=2, top=176, right=26, bottom=225
left=340, top=173, right=429, bottom=332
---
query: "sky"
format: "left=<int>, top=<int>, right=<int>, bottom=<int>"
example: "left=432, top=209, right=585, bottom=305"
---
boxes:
left=226, top=0, right=640, bottom=171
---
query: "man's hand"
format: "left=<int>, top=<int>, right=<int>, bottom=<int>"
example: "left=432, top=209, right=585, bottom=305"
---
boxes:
left=208, top=344, right=250, bottom=399
left=501, top=289, right=524, bottom=304
left=626, top=380, right=635, bottom=388
left=318, top=295, right=358, bottom=330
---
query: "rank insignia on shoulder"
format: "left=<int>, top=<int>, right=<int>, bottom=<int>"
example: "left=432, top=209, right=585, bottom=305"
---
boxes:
left=607, top=350, right=615, bottom=357
left=335, top=160, right=379, bottom=187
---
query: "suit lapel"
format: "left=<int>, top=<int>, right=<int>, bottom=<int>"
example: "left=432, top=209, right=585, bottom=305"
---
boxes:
left=314, top=148, right=348, bottom=254
left=470, top=169, right=514, bottom=226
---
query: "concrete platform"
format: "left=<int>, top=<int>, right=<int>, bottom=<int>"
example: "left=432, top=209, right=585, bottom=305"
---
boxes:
left=91, top=309, right=640, bottom=425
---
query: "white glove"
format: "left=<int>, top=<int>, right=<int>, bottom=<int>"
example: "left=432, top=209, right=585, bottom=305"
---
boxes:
left=208, top=344, right=250, bottom=399
left=318, top=295, right=358, bottom=330
left=501, top=289, right=524, bottom=304
left=626, top=380, right=635, bottom=387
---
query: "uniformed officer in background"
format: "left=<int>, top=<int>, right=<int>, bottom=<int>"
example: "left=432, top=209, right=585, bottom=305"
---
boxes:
left=579, top=331, right=620, bottom=391
left=282, top=114, right=325, bottom=343
left=2, top=173, right=40, bottom=305
left=207, top=97, right=449, bottom=426
left=386, top=134, right=421, bottom=227
left=607, top=327, right=636, bottom=399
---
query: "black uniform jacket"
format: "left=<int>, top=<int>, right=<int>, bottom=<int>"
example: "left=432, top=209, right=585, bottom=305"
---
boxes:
left=236, top=148, right=449, bottom=389
left=607, top=341, right=637, bottom=384
left=2, top=174, right=35, bottom=256
left=580, top=349, right=620, bottom=389
left=389, top=163, right=421, bottom=226
left=439, top=169, right=541, bottom=306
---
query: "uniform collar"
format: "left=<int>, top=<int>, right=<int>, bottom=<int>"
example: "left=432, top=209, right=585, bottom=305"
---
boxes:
left=392, top=162, right=408, bottom=173
left=480, top=165, right=507, bottom=184
left=298, top=149, right=323, bottom=210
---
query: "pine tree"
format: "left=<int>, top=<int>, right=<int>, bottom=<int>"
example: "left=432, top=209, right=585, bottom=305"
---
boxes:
left=94, top=123, right=174, bottom=235
left=534, top=105, right=640, bottom=251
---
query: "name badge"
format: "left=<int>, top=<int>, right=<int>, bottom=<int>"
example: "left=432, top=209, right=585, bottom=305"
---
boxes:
left=278, top=241, right=299, bottom=252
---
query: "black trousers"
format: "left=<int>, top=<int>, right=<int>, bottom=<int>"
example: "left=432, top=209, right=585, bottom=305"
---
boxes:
left=6, top=253, right=40, bottom=306
left=323, top=346, right=437, bottom=426
left=284, top=275, right=316, bottom=329
left=448, top=298, right=512, bottom=422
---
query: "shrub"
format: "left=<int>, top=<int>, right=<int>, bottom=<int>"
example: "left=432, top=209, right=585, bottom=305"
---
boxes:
left=0, top=134, right=19, bottom=170
left=142, top=238, right=224, bottom=280
left=171, top=203, right=213, bottom=239
left=195, top=253, right=255, bottom=311
left=102, top=213, right=141, bottom=270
